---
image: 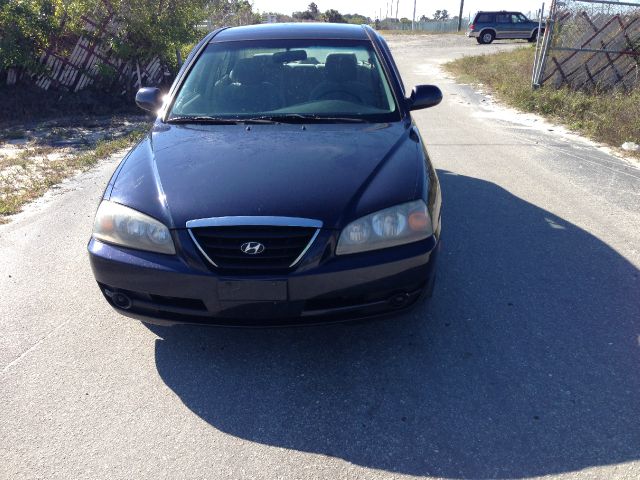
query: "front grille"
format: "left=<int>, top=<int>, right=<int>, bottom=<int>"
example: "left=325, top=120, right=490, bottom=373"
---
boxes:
left=190, top=225, right=318, bottom=272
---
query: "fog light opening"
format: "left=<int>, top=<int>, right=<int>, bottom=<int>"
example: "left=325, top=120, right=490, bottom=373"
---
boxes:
left=389, top=292, right=410, bottom=308
left=110, top=291, right=132, bottom=310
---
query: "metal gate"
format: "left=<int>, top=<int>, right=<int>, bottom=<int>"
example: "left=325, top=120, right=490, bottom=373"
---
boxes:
left=532, top=0, right=640, bottom=90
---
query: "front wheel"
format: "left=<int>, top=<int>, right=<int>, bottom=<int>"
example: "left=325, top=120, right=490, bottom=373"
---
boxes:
left=528, top=30, right=538, bottom=42
left=479, top=31, right=495, bottom=44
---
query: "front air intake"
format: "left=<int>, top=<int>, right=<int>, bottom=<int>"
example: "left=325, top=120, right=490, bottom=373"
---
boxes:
left=189, top=225, right=319, bottom=273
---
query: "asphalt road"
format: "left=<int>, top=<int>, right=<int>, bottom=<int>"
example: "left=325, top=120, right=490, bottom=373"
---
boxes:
left=2, top=35, right=639, bottom=480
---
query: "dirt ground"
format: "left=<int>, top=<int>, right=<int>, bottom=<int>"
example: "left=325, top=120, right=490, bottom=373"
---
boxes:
left=0, top=115, right=149, bottom=218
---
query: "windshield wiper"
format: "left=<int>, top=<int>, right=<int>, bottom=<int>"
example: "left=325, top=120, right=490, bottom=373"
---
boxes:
left=167, top=116, right=240, bottom=124
left=167, top=114, right=368, bottom=125
left=316, top=116, right=368, bottom=123
left=166, top=116, right=277, bottom=125
left=250, top=114, right=368, bottom=124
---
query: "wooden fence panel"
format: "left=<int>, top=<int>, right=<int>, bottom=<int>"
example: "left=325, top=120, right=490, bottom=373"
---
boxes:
left=32, top=2, right=167, bottom=94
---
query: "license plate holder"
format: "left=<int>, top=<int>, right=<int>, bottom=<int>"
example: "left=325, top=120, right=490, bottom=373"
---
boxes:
left=218, top=280, right=288, bottom=302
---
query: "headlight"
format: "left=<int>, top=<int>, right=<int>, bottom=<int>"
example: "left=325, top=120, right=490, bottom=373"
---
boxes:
left=92, top=201, right=176, bottom=255
left=336, top=200, right=433, bottom=255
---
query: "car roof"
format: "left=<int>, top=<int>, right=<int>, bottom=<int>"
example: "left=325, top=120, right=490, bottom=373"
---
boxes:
left=476, top=11, right=523, bottom=14
left=211, top=23, right=371, bottom=42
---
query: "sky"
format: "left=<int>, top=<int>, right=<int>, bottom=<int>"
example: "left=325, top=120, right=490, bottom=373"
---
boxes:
left=251, top=0, right=545, bottom=20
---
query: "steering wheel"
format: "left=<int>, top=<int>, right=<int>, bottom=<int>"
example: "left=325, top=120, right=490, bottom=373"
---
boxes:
left=314, top=89, right=364, bottom=104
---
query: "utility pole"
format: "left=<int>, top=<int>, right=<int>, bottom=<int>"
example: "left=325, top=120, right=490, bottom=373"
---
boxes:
left=396, top=0, right=400, bottom=20
left=457, top=0, right=465, bottom=32
left=412, top=0, right=416, bottom=30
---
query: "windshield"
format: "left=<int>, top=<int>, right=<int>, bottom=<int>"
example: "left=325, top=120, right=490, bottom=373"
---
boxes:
left=168, top=39, right=400, bottom=123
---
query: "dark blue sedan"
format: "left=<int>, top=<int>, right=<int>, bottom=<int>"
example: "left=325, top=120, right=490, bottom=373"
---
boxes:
left=88, top=23, right=443, bottom=326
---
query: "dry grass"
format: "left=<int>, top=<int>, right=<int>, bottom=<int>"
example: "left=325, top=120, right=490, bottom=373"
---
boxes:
left=444, top=46, right=640, bottom=157
left=0, top=129, right=146, bottom=221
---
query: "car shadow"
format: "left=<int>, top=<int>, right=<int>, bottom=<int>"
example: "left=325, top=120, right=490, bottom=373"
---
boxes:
left=147, top=170, right=640, bottom=478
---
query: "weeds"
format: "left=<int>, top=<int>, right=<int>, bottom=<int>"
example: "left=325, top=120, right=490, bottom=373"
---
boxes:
left=444, top=46, right=640, bottom=158
left=0, top=128, right=146, bottom=220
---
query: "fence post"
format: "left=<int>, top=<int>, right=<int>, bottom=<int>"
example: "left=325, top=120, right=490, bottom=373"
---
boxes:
left=534, top=0, right=556, bottom=87
left=532, top=2, right=546, bottom=88
left=135, top=61, right=142, bottom=89
left=6, top=68, right=18, bottom=86
left=457, top=0, right=465, bottom=32
left=412, top=0, right=416, bottom=30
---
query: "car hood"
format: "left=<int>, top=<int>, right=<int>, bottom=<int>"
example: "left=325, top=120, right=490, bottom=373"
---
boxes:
left=108, top=122, right=422, bottom=229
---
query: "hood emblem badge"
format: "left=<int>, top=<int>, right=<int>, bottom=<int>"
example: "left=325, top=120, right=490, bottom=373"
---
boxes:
left=240, top=242, right=265, bottom=255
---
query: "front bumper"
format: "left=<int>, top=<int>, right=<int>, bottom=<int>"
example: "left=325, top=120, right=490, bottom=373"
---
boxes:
left=88, top=231, right=439, bottom=327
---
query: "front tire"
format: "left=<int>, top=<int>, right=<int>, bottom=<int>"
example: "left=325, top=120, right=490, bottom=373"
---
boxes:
left=479, top=30, right=495, bottom=44
left=528, top=29, right=538, bottom=42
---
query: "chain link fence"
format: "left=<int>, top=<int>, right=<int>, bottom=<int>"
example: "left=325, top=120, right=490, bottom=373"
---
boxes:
left=532, top=0, right=640, bottom=90
left=380, top=19, right=468, bottom=33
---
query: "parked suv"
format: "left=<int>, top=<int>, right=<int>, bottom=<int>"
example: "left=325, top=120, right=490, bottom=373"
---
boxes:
left=467, top=11, right=542, bottom=44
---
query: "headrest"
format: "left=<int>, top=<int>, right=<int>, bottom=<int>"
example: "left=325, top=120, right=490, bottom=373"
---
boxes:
left=231, top=58, right=262, bottom=85
left=325, top=53, right=358, bottom=82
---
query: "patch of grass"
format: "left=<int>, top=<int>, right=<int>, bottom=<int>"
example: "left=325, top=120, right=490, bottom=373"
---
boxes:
left=444, top=46, right=640, bottom=157
left=0, top=128, right=146, bottom=219
left=0, top=146, right=55, bottom=170
left=47, top=127, right=76, bottom=140
left=72, top=132, right=144, bottom=169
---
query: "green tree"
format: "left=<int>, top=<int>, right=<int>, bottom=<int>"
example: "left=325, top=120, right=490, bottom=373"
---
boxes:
left=292, top=10, right=313, bottom=20
left=0, top=0, right=65, bottom=71
left=293, top=2, right=320, bottom=21
left=262, top=11, right=293, bottom=22
left=343, top=13, right=371, bottom=25
left=208, top=0, right=261, bottom=28
left=0, top=0, right=261, bottom=90
left=97, top=0, right=260, bottom=73
left=324, top=9, right=345, bottom=23
left=95, top=0, right=210, bottom=76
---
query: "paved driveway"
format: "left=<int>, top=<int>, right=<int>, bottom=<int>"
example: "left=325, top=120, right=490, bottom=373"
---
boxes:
left=2, top=34, right=639, bottom=479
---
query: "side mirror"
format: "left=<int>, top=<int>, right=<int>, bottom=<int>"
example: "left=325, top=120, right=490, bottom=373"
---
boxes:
left=406, top=85, right=443, bottom=111
left=135, top=87, right=162, bottom=112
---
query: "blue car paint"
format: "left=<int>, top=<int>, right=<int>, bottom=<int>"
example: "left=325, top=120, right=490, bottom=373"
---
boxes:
left=88, top=23, right=442, bottom=326
left=107, top=123, right=424, bottom=230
